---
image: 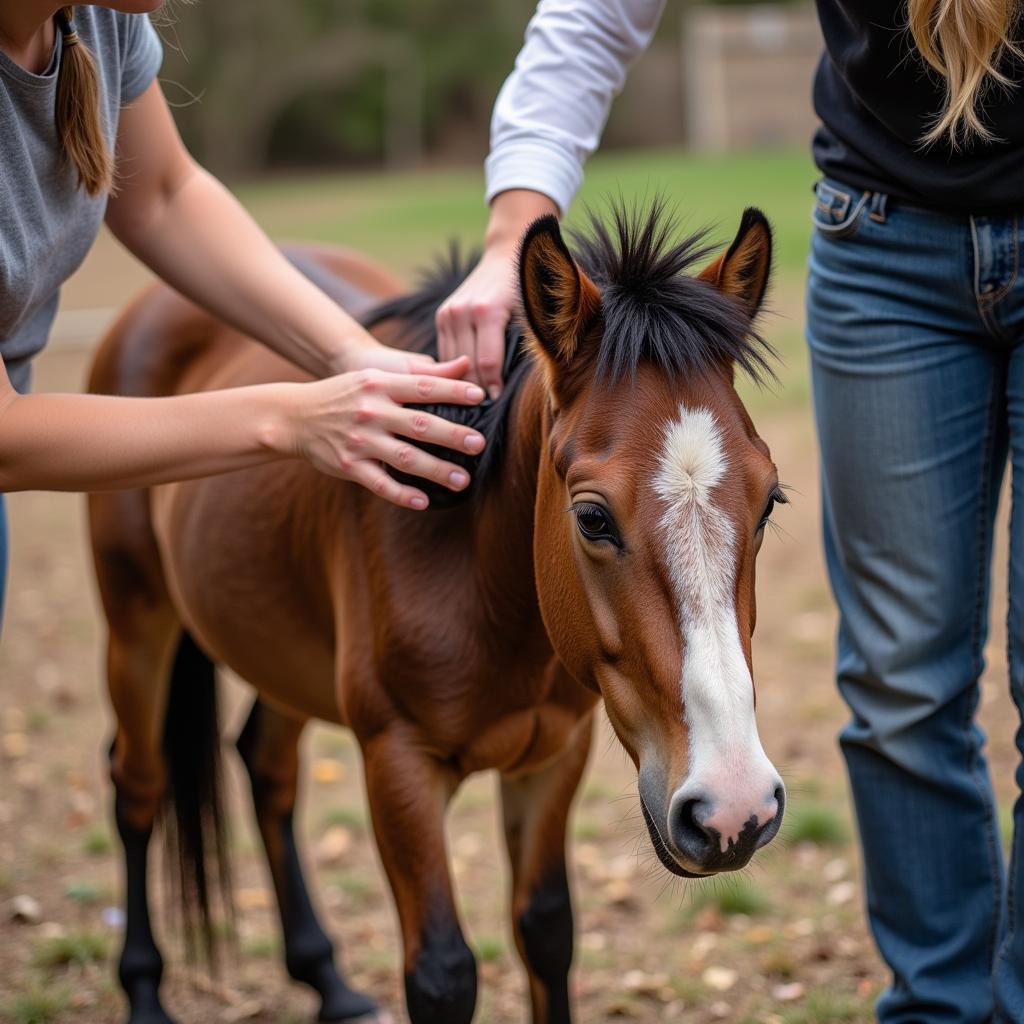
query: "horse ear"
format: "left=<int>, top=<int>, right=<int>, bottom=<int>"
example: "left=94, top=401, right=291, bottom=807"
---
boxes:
left=518, top=215, right=601, bottom=367
left=699, top=207, right=772, bottom=318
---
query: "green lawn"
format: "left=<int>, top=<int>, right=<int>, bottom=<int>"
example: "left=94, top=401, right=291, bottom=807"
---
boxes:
left=238, top=146, right=816, bottom=276
left=237, top=146, right=816, bottom=407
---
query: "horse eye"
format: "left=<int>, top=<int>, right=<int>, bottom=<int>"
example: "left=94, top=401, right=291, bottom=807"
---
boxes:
left=573, top=502, right=621, bottom=546
left=758, top=487, right=788, bottom=529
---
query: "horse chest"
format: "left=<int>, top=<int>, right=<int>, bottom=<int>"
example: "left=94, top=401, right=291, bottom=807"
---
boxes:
left=455, top=702, right=585, bottom=775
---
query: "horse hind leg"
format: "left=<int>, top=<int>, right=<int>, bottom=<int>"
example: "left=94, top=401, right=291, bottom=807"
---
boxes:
left=95, top=493, right=181, bottom=1024
left=236, top=700, right=381, bottom=1022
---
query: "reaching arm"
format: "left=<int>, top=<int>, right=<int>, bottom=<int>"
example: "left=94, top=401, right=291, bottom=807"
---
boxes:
left=485, top=0, right=666, bottom=217
left=106, top=81, right=442, bottom=380
left=0, top=355, right=486, bottom=508
left=437, top=0, right=665, bottom=395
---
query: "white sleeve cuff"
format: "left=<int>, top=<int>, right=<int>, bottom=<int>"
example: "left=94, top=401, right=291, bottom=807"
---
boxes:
left=484, top=139, right=583, bottom=217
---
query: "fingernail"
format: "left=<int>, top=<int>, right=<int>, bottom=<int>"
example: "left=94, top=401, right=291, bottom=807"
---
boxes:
left=449, top=470, right=469, bottom=489
left=464, top=433, right=485, bottom=453
left=466, top=385, right=485, bottom=401
left=488, top=386, right=501, bottom=401
left=410, top=496, right=428, bottom=510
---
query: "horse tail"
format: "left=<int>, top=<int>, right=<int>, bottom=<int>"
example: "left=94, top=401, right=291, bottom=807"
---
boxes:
left=161, top=631, right=232, bottom=956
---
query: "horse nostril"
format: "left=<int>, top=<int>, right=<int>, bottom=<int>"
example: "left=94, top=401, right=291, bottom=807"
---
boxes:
left=670, top=797, right=717, bottom=862
left=754, top=785, right=786, bottom=850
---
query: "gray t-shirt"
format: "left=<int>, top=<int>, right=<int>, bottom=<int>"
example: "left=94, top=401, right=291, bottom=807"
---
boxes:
left=0, top=10, right=162, bottom=393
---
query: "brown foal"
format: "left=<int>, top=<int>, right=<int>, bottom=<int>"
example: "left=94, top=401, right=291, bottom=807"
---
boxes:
left=89, top=204, right=786, bottom=1024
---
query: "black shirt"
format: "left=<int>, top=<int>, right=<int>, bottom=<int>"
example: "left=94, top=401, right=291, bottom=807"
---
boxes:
left=813, top=0, right=1024, bottom=213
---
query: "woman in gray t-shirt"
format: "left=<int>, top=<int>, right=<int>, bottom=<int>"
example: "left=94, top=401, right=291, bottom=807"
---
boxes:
left=0, top=3, right=487, bottom=623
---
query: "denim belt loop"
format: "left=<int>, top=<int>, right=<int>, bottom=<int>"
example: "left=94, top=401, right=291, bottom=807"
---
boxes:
left=868, top=191, right=889, bottom=224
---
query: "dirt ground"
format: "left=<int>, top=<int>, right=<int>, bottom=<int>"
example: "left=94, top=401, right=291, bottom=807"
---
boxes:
left=1, top=257, right=1021, bottom=1024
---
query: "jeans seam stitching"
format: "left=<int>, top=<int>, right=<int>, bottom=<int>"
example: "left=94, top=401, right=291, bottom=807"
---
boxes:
left=995, top=387, right=1021, bottom=997
left=968, top=365, right=1005, bottom=981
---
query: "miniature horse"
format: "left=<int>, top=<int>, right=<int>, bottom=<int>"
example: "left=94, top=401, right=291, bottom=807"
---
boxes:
left=88, top=205, right=787, bottom=1024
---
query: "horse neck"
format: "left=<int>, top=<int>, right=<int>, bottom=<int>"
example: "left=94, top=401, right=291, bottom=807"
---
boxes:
left=470, top=367, right=549, bottom=628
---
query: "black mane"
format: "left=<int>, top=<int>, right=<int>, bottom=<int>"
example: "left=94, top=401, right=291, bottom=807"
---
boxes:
left=569, top=198, right=774, bottom=385
left=358, top=201, right=774, bottom=508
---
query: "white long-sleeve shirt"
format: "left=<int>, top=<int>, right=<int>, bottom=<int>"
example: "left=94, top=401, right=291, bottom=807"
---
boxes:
left=484, top=0, right=667, bottom=216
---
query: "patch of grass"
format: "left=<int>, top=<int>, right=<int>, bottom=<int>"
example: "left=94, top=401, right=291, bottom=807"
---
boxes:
left=33, top=929, right=110, bottom=970
left=573, top=816, right=604, bottom=841
left=786, top=802, right=849, bottom=847
left=64, top=880, right=103, bottom=904
left=313, top=729, right=356, bottom=759
left=242, top=934, right=279, bottom=958
left=331, top=874, right=375, bottom=905
left=82, top=826, right=113, bottom=857
left=780, top=987, right=870, bottom=1023
left=25, top=708, right=50, bottom=732
left=676, top=876, right=771, bottom=924
left=999, top=802, right=1014, bottom=854
left=317, top=805, right=366, bottom=834
left=473, top=935, right=506, bottom=963
left=760, top=947, right=798, bottom=979
left=2, top=983, right=71, bottom=1024
left=581, top=780, right=619, bottom=804
left=671, top=976, right=707, bottom=1003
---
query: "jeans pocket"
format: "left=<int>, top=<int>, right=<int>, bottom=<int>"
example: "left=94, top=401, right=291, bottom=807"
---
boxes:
left=812, top=180, right=869, bottom=240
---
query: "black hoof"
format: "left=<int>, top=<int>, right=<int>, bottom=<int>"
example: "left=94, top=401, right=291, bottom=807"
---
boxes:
left=317, top=987, right=380, bottom=1022
left=126, top=1005, right=176, bottom=1024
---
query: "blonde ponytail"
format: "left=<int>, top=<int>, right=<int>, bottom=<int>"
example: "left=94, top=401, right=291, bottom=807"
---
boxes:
left=55, top=6, right=113, bottom=196
left=907, top=0, right=1022, bottom=149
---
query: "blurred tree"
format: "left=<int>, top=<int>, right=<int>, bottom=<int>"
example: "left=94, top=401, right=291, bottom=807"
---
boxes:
left=158, top=0, right=538, bottom=177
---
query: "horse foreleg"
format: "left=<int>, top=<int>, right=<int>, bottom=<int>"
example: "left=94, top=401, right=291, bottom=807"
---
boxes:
left=107, top=619, right=180, bottom=1024
left=236, top=700, right=379, bottom=1022
left=362, top=728, right=476, bottom=1024
left=500, top=713, right=594, bottom=1024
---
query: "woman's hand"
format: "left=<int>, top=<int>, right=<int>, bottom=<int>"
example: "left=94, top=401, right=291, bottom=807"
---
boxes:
left=336, top=339, right=469, bottom=379
left=436, top=189, right=559, bottom=398
left=436, top=245, right=519, bottom=400
left=275, top=368, right=486, bottom=510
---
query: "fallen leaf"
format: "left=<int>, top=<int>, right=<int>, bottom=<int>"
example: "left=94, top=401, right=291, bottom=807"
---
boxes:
left=823, top=857, right=847, bottom=882
left=702, top=966, right=737, bottom=992
left=772, top=982, right=805, bottom=1002
left=315, top=826, right=353, bottom=865
left=9, top=894, right=41, bottom=924
left=311, top=759, right=345, bottom=784
left=3, top=732, right=28, bottom=759
left=827, top=881, right=856, bottom=906
left=235, top=888, right=273, bottom=911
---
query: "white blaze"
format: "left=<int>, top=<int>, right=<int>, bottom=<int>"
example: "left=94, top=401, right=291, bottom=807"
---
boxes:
left=654, top=405, right=776, bottom=852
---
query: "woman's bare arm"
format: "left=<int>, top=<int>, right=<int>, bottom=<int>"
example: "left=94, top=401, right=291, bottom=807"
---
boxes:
left=0, top=359, right=485, bottom=508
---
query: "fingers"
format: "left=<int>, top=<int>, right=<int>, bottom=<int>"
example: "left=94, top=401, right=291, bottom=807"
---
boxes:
left=436, top=303, right=457, bottom=365
left=472, top=309, right=509, bottom=400
left=381, top=406, right=485, bottom=456
left=358, top=370, right=484, bottom=407
left=377, top=439, right=471, bottom=495
left=412, top=354, right=472, bottom=379
left=447, top=306, right=481, bottom=388
left=349, top=460, right=430, bottom=511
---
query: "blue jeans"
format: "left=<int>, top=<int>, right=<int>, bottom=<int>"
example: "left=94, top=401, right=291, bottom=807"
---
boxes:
left=0, top=495, right=6, bottom=631
left=807, top=178, right=1024, bottom=1023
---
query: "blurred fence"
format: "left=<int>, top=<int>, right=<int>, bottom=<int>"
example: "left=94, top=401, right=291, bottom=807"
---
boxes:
left=155, top=1, right=819, bottom=180
left=683, top=3, right=821, bottom=151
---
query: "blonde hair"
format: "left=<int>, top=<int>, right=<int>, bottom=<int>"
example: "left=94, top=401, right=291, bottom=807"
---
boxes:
left=55, top=6, right=113, bottom=196
left=907, top=0, right=1022, bottom=149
